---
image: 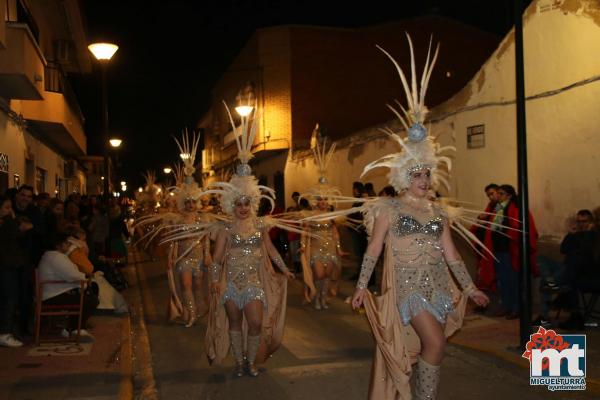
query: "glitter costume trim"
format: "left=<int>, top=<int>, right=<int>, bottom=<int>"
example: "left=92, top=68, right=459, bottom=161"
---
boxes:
left=221, top=282, right=267, bottom=310
left=310, top=253, right=339, bottom=268
left=175, top=258, right=204, bottom=277
left=398, top=290, right=454, bottom=326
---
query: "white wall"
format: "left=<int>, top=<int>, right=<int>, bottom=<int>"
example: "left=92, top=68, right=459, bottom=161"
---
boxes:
left=0, top=108, right=66, bottom=195
left=285, top=0, right=600, bottom=239
left=428, top=0, right=600, bottom=238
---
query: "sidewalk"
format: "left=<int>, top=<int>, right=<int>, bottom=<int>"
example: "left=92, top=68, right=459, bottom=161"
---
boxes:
left=0, top=287, right=133, bottom=399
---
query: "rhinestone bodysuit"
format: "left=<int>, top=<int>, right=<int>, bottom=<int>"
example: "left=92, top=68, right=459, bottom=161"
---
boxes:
left=307, top=219, right=339, bottom=267
left=357, top=200, right=476, bottom=325
left=221, top=221, right=267, bottom=310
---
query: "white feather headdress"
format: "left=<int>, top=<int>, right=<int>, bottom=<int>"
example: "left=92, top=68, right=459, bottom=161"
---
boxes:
left=301, top=124, right=342, bottom=204
left=201, top=102, right=275, bottom=215
left=169, top=129, right=203, bottom=211
left=361, top=34, right=455, bottom=192
left=137, top=170, right=162, bottom=204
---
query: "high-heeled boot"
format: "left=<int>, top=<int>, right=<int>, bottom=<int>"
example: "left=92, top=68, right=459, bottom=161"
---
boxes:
left=229, top=330, right=245, bottom=377
left=313, top=281, right=323, bottom=310
left=320, top=279, right=330, bottom=309
left=182, top=289, right=197, bottom=328
left=246, top=335, right=261, bottom=377
left=414, top=357, right=440, bottom=400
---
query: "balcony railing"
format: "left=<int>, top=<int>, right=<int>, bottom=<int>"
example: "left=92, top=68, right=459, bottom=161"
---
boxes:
left=6, top=0, right=40, bottom=43
left=45, top=61, right=85, bottom=124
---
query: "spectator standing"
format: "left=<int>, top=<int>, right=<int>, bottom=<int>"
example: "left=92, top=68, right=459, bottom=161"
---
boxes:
left=0, top=195, right=32, bottom=347
left=12, top=185, right=44, bottom=334
left=492, top=184, right=539, bottom=319
left=473, top=183, right=500, bottom=292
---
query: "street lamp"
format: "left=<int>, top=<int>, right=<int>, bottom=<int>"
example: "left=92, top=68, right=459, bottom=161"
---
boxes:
left=89, top=41, right=118, bottom=257
left=179, top=153, right=190, bottom=161
left=235, top=82, right=256, bottom=117
left=109, top=138, right=122, bottom=148
left=88, top=41, right=118, bottom=201
left=163, top=167, right=172, bottom=174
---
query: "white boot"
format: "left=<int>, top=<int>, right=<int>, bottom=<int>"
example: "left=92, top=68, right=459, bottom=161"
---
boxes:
left=229, top=330, right=245, bottom=377
left=414, top=357, right=440, bottom=400
left=246, top=335, right=261, bottom=377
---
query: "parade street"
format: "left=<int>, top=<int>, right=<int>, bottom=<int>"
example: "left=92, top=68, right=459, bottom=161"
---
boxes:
left=128, top=249, right=598, bottom=400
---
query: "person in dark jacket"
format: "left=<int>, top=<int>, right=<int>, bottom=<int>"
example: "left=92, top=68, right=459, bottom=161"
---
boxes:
left=0, top=195, right=32, bottom=347
left=12, top=185, right=45, bottom=334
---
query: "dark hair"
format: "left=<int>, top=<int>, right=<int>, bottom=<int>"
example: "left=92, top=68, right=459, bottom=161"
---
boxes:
left=0, top=194, right=11, bottom=207
left=365, top=182, right=376, bottom=196
left=49, top=233, right=70, bottom=249
left=16, top=185, right=34, bottom=194
left=484, top=183, right=499, bottom=192
left=577, top=209, right=594, bottom=219
left=291, top=191, right=300, bottom=198
left=382, top=185, right=396, bottom=197
left=352, top=181, right=364, bottom=190
left=499, top=184, right=518, bottom=205
left=299, top=198, right=310, bottom=210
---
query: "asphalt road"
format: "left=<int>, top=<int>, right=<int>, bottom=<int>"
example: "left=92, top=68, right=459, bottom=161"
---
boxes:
left=133, top=253, right=593, bottom=400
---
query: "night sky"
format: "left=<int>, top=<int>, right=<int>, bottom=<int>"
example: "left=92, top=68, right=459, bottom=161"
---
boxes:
left=71, top=0, right=530, bottom=189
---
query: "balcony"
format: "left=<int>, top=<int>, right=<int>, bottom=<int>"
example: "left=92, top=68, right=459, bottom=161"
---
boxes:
left=19, top=62, right=87, bottom=157
left=0, top=0, right=6, bottom=49
left=0, top=22, right=45, bottom=100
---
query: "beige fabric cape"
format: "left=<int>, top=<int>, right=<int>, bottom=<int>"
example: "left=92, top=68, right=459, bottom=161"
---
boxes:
left=363, top=242, right=468, bottom=399
left=205, top=241, right=287, bottom=365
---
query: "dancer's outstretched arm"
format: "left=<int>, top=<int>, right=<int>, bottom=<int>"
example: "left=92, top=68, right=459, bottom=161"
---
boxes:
left=263, top=228, right=295, bottom=280
left=351, top=214, right=389, bottom=309
left=440, top=219, right=489, bottom=307
left=209, top=230, right=227, bottom=296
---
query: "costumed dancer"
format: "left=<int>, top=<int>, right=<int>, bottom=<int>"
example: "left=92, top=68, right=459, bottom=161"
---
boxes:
left=340, top=35, right=490, bottom=399
left=133, top=170, right=163, bottom=255
left=167, top=132, right=211, bottom=327
left=164, top=102, right=296, bottom=377
left=299, top=125, right=347, bottom=310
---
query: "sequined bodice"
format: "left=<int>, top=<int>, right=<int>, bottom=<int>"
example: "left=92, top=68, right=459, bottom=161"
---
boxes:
left=308, top=220, right=333, bottom=231
left=225, top=226, right=264, bottom=291
left=179, top=237, right=204, bottom=260
left=392, top=214, right=444, bottom=239
left=230, top=230, right=263, bottom=249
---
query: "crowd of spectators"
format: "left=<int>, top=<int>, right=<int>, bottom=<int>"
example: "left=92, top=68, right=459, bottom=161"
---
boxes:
left=473, top=182, right=599, bottom=330
left=0, top=185, right=130, bottom=348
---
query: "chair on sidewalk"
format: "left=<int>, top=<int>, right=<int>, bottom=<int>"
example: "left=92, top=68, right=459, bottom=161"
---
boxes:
left=34, top=270, right=87, bottom=346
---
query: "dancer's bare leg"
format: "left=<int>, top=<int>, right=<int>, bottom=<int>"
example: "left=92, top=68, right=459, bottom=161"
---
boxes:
left=410, top=311, right=445, bottom=399
left=193, top=271, right=208, bottom=317
left=312, top=260, right=326, bottom=310
left=180, top=270, right=197, bottom=327
left=321, top=262, right=334, bottom=309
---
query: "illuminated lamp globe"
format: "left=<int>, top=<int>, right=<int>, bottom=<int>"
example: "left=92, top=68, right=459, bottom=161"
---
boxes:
left=109, top=138, right=122, bottom=148
left=88, top=43, right=119, bottom=61
left=235, top=105, right=254, bottom=117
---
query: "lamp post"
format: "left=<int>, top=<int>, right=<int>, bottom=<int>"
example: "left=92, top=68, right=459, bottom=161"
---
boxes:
left=89, top=42, right=118, bottom=257
left=88, top=42, right=118, bottom=200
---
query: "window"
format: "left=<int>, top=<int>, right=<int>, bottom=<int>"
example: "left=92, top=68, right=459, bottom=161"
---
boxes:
left=35, top=167, right=46, bottom=194
left=467, top=125, right=485, bottom=149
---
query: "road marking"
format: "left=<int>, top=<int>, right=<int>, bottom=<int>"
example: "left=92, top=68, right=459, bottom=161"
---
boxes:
left=272, top=359, right=369, bottom=376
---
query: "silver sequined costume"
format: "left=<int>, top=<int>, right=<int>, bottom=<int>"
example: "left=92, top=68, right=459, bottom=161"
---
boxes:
left=175, top=236, right=208, bottom=277
left=220, top=219, right=286, bottom=310
left=307, top=220, right=339, bottom=267
left=357, top=201, right=475, bottom=325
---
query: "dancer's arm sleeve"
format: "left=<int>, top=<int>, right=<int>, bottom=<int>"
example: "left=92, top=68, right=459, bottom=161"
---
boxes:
left=447, top=259, right=477, bottom=295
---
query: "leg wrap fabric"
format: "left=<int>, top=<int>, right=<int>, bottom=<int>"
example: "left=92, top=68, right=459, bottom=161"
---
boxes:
left=246, top=334, right=261, bottom=364
left=414, top=357, right=440, bottom=400
left=229, top=330, right=244, bottom=364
